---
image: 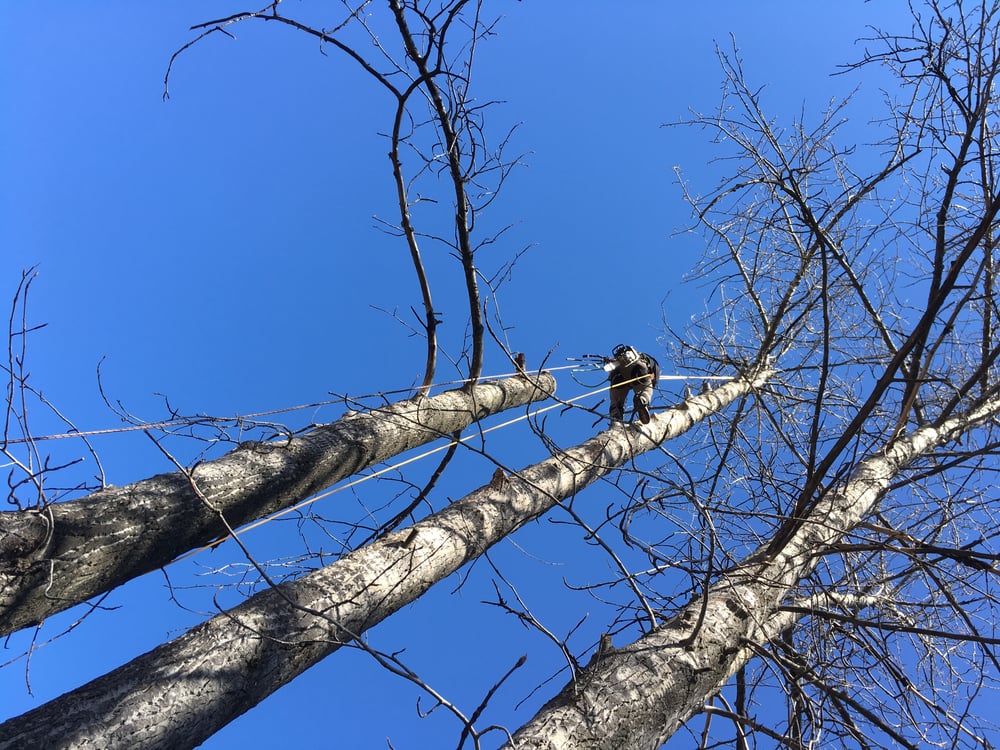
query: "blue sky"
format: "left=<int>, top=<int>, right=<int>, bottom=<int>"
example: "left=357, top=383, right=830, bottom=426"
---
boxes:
left=2, top=3, right=911, bottom=747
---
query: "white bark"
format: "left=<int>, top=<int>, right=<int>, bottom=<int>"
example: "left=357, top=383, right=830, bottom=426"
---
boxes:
left=0, top=373, right=555, bottom=637
left=0, top=370, right=770, bottom=750
left=505, top=397, right=1000, bottom=750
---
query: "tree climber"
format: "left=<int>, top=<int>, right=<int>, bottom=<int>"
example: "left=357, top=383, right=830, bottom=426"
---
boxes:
left=604, top=344, right=660, bottom=424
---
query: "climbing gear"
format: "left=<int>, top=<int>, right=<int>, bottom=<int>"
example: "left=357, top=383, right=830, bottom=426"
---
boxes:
left=567, top=353, right=612, bottom=367
left=567, top=353, right=616, bottom=373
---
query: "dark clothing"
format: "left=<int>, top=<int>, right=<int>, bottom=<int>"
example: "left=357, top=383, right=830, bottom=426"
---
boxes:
left=608, top=352, right=660, bottom=423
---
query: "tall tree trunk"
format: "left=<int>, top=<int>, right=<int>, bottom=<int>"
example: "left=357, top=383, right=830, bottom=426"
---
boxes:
left=0, top=374, right=555, bottom=636
left=0, top=371, right=770, bottom=750
left=504, top=395, right=1000, bottom=750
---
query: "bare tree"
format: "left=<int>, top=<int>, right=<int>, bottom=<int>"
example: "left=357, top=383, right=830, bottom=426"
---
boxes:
left=508, top=2, right=1000, bottom=747
left=3, top=0, right=524, bottom=639
left=0, top=371, right=555, bottom=636
left=4, top=2, right=1000, bottom=749
left=0, top=372, right=769, bottom=749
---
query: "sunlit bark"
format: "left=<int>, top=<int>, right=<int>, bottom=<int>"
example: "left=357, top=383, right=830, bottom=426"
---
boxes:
left=0, top=374, right=554, bottom=636
left=0, top=372, right=768, bottom=750
left=506, top=396, right=1000, bottom=750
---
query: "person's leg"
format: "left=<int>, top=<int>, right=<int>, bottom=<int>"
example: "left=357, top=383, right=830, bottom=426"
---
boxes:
left=633, top=380, right=654, bottom=423
left=609, top=379, right=627, bottom=422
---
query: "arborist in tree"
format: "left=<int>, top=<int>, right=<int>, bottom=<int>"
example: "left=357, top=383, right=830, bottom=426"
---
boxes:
left=605, top=344, right=660, bottom=424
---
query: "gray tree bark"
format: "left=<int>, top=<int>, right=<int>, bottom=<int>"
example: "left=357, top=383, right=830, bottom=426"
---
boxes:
left=503, top=396, right=1000, bottom=750
left=0, top=370, right=770, bottom=750
left=0, top=373, right=555, bottom=637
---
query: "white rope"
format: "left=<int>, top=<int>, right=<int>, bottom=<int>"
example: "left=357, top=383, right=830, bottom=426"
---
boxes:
left=6, top=366, right=731, bottom=445
left=172, top=380, right=617, bottom=562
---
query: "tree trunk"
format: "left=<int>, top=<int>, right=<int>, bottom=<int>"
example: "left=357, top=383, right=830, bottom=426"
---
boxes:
left=0, top=374, right=555, bottom=637
left=504, top=396, right=1000, bottom=750
left=0, top=371, right=770, bottom=750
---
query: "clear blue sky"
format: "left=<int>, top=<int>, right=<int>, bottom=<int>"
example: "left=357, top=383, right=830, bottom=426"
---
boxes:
left=2, top=3, right=910, bottom=747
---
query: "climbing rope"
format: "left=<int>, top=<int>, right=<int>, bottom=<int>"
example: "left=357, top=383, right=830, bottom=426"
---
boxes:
left=5, top=365, right=584, bottom=445
left=171, top=378, right=622, bottom=562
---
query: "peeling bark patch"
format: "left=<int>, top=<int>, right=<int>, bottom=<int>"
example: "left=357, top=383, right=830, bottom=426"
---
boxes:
left=724, top=597, right=750, bottom=619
